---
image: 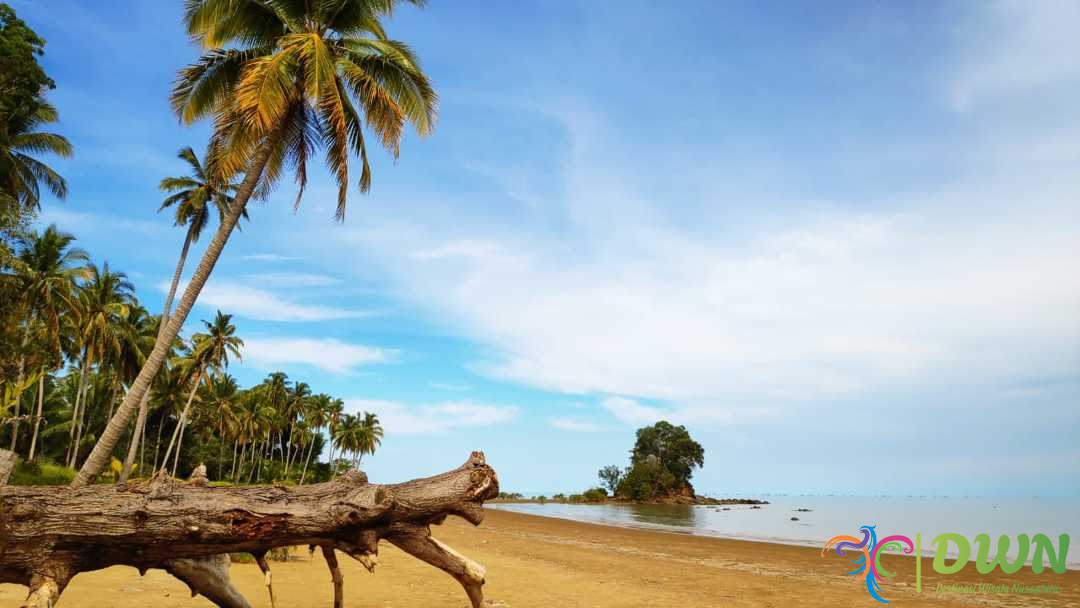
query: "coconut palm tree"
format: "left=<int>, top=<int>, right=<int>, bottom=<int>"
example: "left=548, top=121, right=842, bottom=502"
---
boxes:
left=67, top=263, right=133, bottom=468
left=76, top=0, right=436, bottom=486
left=160, top=310, right=243, bottom=475
left=356, top=411, right=383, bottom=466
left=158, top=146, right=242, bottom=323
left=11, top=225, right=89, bottom=454
left=116, top=146, right=245, bottom=481
left=332, top=413, right=360, bottom=468
left=201, top=372, right=239, bottom=480
left=299, top=393, right=332, bottom=484
left=283, top=381, right=310, bottom=476
left=0, top=101, right=72, bottom=210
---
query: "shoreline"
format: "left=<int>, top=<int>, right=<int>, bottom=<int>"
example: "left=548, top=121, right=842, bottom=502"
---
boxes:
left=490, top=499, right=1080, bottom=570
left=4, top=509, right=1076, bottom=607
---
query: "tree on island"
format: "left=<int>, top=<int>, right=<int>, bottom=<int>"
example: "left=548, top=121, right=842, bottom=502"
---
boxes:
left=602, top=420, right=705, bottom=501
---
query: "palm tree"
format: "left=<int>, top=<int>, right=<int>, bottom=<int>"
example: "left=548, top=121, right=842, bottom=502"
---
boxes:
left=325, top=397, right=344, bottom=467
left=158, top=146, right=242, bottom=323
left=356, top=411, right=383, bottom=466
left=332, top=413, right=360, bottom=469
left=0, top=101, right=72, bottom=210
left=201, top=372, right=239, bottom=480
left=68, top=263, right=133, bottom=468
left=299, top=393, right=331, bottom=484
left=283, top=381, right=310, bottom=476
left=160, top=310, right=243, bottom=475
left=11, top=225, right=89, bottom=455
left=116, top=146, right=244, bottom=481
left=77, top=0, right=436, bottom=486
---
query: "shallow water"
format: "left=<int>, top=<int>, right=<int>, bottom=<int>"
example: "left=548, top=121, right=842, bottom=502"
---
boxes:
left=490, top=496, right=1079, bottom=567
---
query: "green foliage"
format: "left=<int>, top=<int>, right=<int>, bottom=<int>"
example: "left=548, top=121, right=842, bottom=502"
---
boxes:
left=0, top=3, right=53, bottom=130
left=497, top=491, right=524, bottom=500
left=581, top=487, right=608, bottom=503
left=598, top=464, right=622, bottom=494
left=9, top=458, right=74, bottom=485
left=611, top=421, right=705, bottom=500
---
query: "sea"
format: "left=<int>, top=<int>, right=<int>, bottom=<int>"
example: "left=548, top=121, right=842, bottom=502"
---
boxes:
left=489, top=496, right=1079, bottom=568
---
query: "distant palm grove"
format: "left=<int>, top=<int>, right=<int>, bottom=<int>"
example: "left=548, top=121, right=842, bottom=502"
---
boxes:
left=2, top=222, right=385, bottom=484
left=1, top=0, right=435, bottom=485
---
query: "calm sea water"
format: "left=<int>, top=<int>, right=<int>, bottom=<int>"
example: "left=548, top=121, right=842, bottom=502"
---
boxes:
left=490, top=496, right=1079, bottom=568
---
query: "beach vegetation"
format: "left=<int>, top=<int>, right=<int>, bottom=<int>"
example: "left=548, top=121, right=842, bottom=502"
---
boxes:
left=613, top=421, right=705, bottom=501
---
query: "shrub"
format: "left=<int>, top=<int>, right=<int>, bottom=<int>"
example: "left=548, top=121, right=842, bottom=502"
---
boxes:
left=9, top=459, right=75, bottom=486
left=582, top=487, right=608, bottom=503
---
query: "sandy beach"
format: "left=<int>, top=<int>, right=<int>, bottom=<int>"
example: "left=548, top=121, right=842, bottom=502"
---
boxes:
left=2, top=509, right=1075, bottom=607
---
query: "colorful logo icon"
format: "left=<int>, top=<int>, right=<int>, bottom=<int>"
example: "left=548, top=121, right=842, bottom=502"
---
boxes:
left=822, top=525, right=915, bottom=603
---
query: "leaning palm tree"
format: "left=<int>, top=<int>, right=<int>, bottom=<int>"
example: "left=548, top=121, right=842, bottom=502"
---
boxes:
left=11, top=225, right=89, bottom=454
left=116, top=146, right=244, bottom=481
left=160, top=310, right=243, bottom=475
left=76, top=0, right=436, bottom=486
left=0, top=101, right=73, bottom=210
left=355, top=411, right=383, bottom=466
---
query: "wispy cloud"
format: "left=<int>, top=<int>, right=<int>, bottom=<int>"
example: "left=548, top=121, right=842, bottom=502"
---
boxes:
left=430, top=382, right=471, bottom=392
left=347, top=399, right=519, bottom=435
left=169, top=280, right=369, bottom=322
left=237, top=253, right=301, bottom=262
left=241, top=272, right=342, bottom=287
left=243, top=337, right=392, bottom=374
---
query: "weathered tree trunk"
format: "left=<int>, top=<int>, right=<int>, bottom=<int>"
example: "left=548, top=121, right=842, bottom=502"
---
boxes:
left=1, top=452, right=498, bottom=608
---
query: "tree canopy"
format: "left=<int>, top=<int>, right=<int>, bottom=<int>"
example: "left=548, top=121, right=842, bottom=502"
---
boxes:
left=605, top=420, right=706, bottom=501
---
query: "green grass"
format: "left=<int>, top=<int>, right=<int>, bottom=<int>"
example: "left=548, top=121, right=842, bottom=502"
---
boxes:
left=9, top=460, right=76, bottom=485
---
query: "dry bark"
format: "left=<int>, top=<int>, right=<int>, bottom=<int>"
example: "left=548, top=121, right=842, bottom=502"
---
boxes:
left=0, top=451, right=499, bottom=607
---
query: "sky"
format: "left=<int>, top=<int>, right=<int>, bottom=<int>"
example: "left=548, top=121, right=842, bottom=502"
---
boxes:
left=10, top=0, right=1080, bottom=496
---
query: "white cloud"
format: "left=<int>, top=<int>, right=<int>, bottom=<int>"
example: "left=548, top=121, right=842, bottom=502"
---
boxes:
left=346, top=399, right=519, bottom=435
left=237, top=253, right=301, bottom=262
left=949, top=1, right=1080, bottom=109
left=169, top=280, right=368, bottom=322
left=600, top=397, right=664, bottom=426
left=241, top=272, right=342, bottom=287
left=431, top=382, right=471, bottom=392
left=243, top=337, right=392, bottom=374
left=549, top=418, right=609, bottom=433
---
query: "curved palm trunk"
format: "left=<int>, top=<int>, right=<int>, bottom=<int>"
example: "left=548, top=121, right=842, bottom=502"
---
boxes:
left=73, top=137, right=278, bottom=487
left=27, top=371, right=45, bottom=461
left=160, top=368, right=203, bottom=474
left=119, top=227, right=194, bottom=483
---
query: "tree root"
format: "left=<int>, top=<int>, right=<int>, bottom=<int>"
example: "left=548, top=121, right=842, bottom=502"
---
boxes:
left=252, top=551, right=275, bottom=608
left=19, top=573, right=66, bottom=608
left=389, top=524, right=487, bottom=608
left=321, top=546, right=344, bottom=608
left=163, top=555, right=251, bottom=608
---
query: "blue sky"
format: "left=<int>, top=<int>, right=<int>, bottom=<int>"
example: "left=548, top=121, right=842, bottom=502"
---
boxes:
left=12, top=0, right=1080, bottom=496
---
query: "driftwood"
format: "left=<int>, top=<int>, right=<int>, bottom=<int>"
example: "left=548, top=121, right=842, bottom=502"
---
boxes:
left=0, top=451, right=499, bottom=608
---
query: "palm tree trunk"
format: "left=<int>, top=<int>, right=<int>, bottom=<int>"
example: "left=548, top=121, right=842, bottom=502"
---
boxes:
left=229, top=438, right=238, bottom=480
left=10, top=323, right=31, bottom=451
left=152, top=413, right=165, bottom=471
left=159, top=368, right=202, bottom=473
left=72, top=135, right=279, bottom=487
left=299, top=432, right=317, bottom=485
left=67, top=354, right=91, bottom=468
left=119, top=227, right=194, bottom=484
left=118, top=390, right=151, bottom=483
left=234, top=441, right=247, bottom=484
left=171, top=415, right=188, bottom=477
left=27, top=370, right=45, bottom=461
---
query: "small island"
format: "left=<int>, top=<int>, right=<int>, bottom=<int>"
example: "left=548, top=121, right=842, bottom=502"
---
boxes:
left=492, top=421, right=768, bottom=506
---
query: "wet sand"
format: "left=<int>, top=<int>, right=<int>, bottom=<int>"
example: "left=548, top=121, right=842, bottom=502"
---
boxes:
left=2, top=509, right=1076, bottom=607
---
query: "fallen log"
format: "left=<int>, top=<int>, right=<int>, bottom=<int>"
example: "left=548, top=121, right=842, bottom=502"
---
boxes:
left=0, top=451, right=499, bottom=607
